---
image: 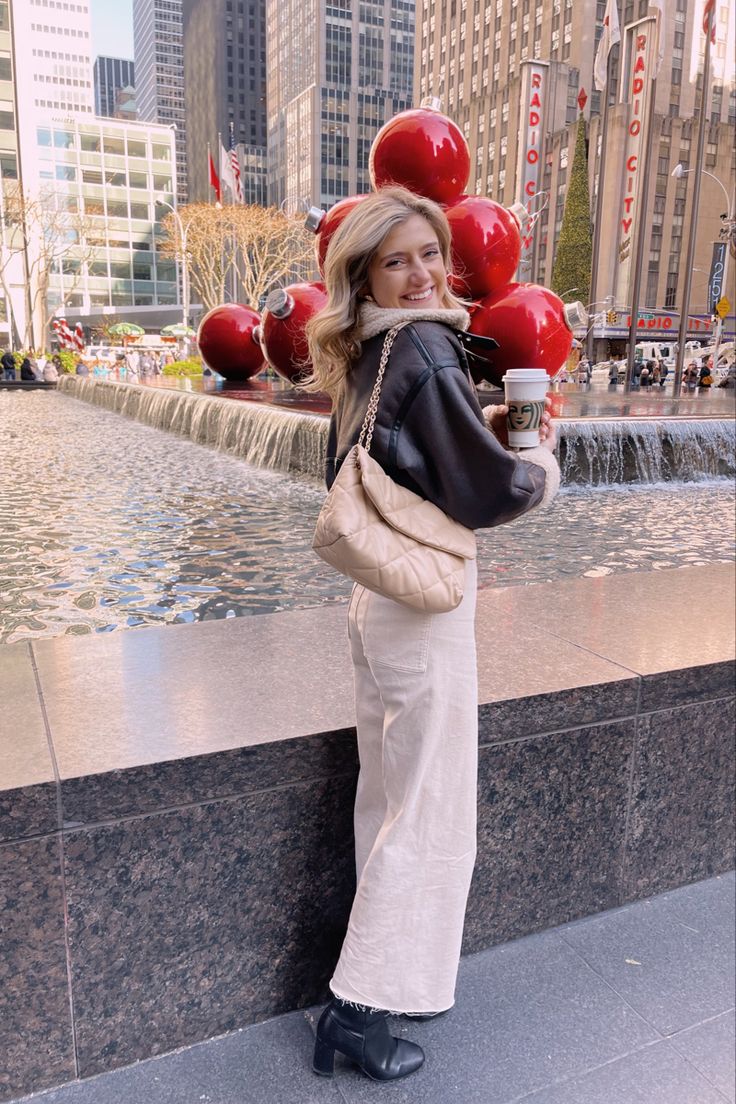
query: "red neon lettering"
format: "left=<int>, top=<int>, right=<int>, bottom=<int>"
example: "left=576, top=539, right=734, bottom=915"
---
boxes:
left=624, top=195, right=635, bottom=212
left=532, top=73, right=542, bottom=87
left=525, top=181, right=536, bottom=196
left=629, top=120, right=641, bottom=136
left=530, top=92, right=541, bottom=107
left=527, top=149, right=538, bottom=164
left=622, top=218, right=633, bottom=233
left=627, top=156, right=637, bottom=172
left=636, top=34, right=646, bottom=50
left=663, top=318, right=672, bottom=329
left=633, top=78, right=644, bottom=95
left=529, top=111, right=540, bottom=126
left=634, top=55, right=646, bottom=72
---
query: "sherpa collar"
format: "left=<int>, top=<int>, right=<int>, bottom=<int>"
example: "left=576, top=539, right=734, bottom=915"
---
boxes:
left=356, top=301, right=470, bottom=342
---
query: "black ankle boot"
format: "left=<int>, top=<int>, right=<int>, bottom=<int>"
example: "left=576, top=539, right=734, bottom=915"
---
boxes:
left=313, top=998, right=425, bottom=1081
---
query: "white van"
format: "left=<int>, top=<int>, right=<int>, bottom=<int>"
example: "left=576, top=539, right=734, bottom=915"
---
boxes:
left=635, top=341, right=675, bottom=366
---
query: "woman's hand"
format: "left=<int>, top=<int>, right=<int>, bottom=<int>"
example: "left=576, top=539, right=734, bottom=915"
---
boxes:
left=483, top=396, right=557, bottom=451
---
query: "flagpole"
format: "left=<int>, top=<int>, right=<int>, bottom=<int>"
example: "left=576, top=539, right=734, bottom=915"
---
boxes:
left=624, top=71, right=658, bottom=391
left=673, top=1, right=714, bottom=392
left=586, top=23, right=618, bottom=364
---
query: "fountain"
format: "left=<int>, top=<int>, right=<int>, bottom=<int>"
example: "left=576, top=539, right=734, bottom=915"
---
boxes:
left=58, top=376, right=734, bottom=486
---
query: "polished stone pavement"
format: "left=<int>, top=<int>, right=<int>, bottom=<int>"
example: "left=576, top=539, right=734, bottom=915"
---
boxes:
left=10, top=873, right=734, bottom=1104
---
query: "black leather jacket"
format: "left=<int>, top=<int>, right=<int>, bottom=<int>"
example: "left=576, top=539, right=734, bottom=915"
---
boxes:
left=326, top=319, right=549, bottom=530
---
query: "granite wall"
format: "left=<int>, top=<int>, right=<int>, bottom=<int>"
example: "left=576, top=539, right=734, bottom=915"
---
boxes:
left=2, top=662, right=733, bottom=1101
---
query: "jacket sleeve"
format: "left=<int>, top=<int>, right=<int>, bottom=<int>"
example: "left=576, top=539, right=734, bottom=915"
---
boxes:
left=392, top=357, right=557, bottom=530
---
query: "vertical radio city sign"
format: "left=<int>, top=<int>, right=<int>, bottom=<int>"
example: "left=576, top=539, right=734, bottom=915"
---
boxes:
left=615, top=18, right=657, bottom=306
left=516, top=60, right=549, bottom=279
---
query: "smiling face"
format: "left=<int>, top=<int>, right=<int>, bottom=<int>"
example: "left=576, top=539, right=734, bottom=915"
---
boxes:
left=366, top=214, right=448, bottom=311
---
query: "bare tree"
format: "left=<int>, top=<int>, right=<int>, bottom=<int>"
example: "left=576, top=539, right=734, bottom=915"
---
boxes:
left=159, top=203, right=316, bottom=314
left=0, top=182, right=96, bottom=349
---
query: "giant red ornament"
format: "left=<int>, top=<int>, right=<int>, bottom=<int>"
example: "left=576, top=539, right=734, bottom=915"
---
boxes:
left=444, top=195, right=524, bottom=299
left=369, top=100, right=470, bottom=206
left=259, top=281, right=328, bottom=383
left=468, top=283, right=583, bottom=386
left=197, top=303, right=264, bottom=381
left=306, top=195, right=368, bottom=275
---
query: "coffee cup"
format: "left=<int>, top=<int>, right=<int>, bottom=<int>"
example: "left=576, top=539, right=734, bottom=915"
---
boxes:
left=501, top=368, right=549, bottom=448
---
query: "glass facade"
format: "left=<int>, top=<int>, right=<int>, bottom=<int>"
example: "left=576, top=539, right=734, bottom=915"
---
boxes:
left=33, top=118, right=178, bottom=312
left=267, top=0, right=414, bottom=210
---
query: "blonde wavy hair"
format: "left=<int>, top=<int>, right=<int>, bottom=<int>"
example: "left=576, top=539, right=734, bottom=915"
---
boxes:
left=303, top=187, right=464, bottom=397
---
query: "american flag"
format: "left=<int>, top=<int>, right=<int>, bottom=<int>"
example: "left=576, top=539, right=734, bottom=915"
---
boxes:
left=229, top=123, right=243, bottom=204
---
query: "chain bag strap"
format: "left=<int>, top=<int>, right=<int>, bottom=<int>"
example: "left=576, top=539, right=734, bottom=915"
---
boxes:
left=357, top=322, right=411, bottom=454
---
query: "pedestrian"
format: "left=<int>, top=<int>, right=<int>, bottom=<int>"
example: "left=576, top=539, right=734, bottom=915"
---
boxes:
left=607, top=360, right=619, bottom=387
left=640, top=362, right=650, bottom=387
left=75, top=358, right=89, bottom=376
left=684, top=361, right=699, bottom=389
left=1, top=349, right=16, bottom=380
left=698, top=363, right=713, bottom=388
left=651, top=362, right=661, bottom=387
left=43, top=359, right=59, bottom=382
left=658, top=358, right=668, bottom=388
left=20, top=356, right=36, bottom=381
left=304, top=186, right=560, bottom=1084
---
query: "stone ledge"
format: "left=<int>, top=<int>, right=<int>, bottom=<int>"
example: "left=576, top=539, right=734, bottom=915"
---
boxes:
left=1, top=565, right=734, bottom=1100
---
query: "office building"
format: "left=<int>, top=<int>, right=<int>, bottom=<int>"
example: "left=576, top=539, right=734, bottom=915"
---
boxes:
left=133, top=0, right=187, bottom=200
left=0, top=0, right=181, bottom=348
left=265, top=0, right=415, bottom=211
left=94, top=55, right=135, bottom=118
left=416, top=0, right=735, bottom=335
left=182, top=0, right=267, bottom=205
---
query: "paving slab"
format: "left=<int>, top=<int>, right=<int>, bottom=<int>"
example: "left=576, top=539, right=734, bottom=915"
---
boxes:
left=514, top=1039, right=730, bottom=1104
left=669, top=1011, right=736, bottom=1103
left=559, top=873, right=735, bottom=1035
left=11, top=1013, right=343, bottom=1104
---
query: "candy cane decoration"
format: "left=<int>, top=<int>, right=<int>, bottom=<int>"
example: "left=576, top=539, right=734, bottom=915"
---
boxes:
left=74, top=322, right=85, bottom=353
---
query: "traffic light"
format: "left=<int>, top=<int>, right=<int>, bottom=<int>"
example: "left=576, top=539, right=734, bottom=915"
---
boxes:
left=606, top=309, right=618, bottom=325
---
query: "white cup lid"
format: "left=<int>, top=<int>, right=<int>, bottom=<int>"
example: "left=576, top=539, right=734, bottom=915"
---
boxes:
left=501, top=369, right=549, bottom=382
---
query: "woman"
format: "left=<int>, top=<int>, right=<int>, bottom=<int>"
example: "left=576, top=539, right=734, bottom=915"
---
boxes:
left=305, top=187, right=559, bottom=1083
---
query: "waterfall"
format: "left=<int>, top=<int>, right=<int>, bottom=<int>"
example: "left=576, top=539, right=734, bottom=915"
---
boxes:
left=59, top=378, right=734, bottom=486
left=558, top=419, right=735, bottom=485
left=58, top=376, right=328, bottom=479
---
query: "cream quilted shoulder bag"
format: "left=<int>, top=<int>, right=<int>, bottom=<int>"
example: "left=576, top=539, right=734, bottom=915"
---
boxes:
left=312, top=322, right=477, bottom=613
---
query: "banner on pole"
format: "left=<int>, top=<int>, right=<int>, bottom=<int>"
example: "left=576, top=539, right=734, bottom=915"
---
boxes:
left=614, top=17, right=658, bottom=308
left=515, top=60, right=549, bottom=280
left=708, top=241, right=728, bottom=313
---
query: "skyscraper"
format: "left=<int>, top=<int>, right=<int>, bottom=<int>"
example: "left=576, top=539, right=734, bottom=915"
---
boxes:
left=10, top=0, right=95, bottom=115
left=94, top=56, right=136, bottom=119
left=133, top=0, right=187, bottom=201
left=181, top=0, right=267, bottom=205
left=416, top=0, right=735, bottom=337
left=266, top=0, right=415, bottom=212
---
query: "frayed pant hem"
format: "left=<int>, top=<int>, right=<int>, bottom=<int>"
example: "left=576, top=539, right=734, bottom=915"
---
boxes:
left=329, top=985, right=454, bottom=1018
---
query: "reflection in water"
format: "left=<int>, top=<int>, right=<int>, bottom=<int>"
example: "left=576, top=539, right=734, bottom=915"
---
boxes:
left=1, top=392, right=734, bottom=644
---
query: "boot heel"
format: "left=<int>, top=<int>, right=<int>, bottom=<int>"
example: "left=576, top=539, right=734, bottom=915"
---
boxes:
left=313, top=1037, right=336, bottom=1077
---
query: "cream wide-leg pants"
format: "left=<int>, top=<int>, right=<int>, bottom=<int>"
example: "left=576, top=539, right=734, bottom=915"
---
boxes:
left=330, top=560, right=479, bottom=1015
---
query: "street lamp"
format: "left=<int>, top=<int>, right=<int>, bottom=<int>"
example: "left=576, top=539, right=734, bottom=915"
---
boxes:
left=156, top=196, right=190, bottom=335
left=671, top=163, right=735, bottom=385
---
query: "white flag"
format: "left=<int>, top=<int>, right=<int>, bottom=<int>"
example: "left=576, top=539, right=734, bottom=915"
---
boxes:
left=593, top=0, right=621, bottom=90
left=220, top=142, right=235, bottom=196
left=649, top=0, right=666, bottom=78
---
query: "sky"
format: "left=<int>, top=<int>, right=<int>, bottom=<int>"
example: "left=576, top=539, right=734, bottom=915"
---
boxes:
left=89, top=0, right=134, bottom=61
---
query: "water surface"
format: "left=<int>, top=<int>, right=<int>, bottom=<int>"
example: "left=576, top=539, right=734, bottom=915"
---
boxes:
left=1, top=391, right=733, bottom=644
